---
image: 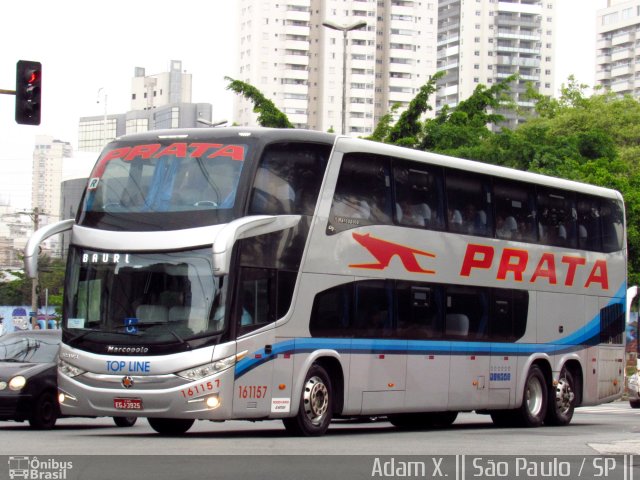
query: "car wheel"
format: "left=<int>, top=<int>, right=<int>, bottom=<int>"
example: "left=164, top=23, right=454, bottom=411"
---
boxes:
left=113, top=416, right=138, bottom=427
left=29, top=391, right=59, bottom=430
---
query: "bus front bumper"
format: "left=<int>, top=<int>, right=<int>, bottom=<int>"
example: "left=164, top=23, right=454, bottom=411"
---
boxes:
left=58, top=370, right=234, bottom=420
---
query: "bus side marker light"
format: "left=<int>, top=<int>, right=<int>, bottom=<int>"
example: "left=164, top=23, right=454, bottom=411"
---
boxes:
left=613, top=379, right=618, bottom=386
left=378, top=354, right=385, bottom=359
left=278, top=384, right=286, bottom=390
left=388, top=383, right=395, bottom=388
left=472, top=380, right=478, bottom=386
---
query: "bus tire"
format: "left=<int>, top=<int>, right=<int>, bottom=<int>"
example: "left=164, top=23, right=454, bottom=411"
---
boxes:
left=283, top=364, right=332, bottom=436
left=515, top=365, right=547, bottom=427
left=389, top=411, right=457, bottom=429
left=490, top=410, right=516, bottom=427
left=148, top=417, right=194, bottom=435
left=28, top=391, right=59, bottom=430
left=113, top=416, right=138, bottom=427
left=630, top=400, right=640, bottom=409
left=545, top=368, right=576, bottom=426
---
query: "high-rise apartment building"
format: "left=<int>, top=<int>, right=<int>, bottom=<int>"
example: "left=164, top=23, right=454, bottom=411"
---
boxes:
left=436, top=0, right=556, bottom=128
left=32, top=135, right=72, bottom=223
left=78, top=60, right=212, bottom=152
left=596, top=0, right=640, bottom=97
left=235, top=0, right=437, bottom=136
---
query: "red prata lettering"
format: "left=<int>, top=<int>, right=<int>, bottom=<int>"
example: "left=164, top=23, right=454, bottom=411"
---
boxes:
left=459, top=243, right=609, bottom=290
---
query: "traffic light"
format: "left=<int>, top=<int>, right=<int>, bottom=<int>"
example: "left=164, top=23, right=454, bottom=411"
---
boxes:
left=15, top=60, right=42, bottom=125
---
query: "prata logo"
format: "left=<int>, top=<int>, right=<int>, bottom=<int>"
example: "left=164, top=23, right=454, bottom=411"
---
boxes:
left=350, top=232, right=436, bottom=274
left=106, top=346, right=149, bottom=354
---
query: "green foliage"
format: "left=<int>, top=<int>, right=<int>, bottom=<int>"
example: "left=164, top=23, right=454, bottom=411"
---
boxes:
left=0, top=255, right=65, bottom=308
left=225, top=77, right=294, bottom=129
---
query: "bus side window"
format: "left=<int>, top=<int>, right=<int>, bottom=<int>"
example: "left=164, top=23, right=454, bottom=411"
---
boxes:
left=237, top=267, right=275, bottom=331
left=445, top=170, right=492, bottom=237
left=396, top=282, right=443, bottom=339
left=329, top=153, right=392, bottom=233
left=537, top=188, right=577, bottom=248
left=310, top=283, right=353, bottom=337
left=393, top=161, right=445, bottom=230
left=493, top=180, right=536, bottom=242
left=601, top=198, right=624, bottom=253
left=249, top=143, right=331, bottom=216
left=445, top=286, right=490, bottom=340
left=355, top=280, right=393, bottom=338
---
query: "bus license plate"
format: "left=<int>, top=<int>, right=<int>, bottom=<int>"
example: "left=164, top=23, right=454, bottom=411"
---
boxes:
left=114, top=398, right=143, bottom=410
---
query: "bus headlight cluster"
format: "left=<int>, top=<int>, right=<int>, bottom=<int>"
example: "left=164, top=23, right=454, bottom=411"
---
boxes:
left=58, top=359, right=86, bottom=378
left=176, top=351, right=247, bottom=381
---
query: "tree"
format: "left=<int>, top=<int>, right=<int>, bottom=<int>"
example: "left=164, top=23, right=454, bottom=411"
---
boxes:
left=225, top=77, right=294, bottom=128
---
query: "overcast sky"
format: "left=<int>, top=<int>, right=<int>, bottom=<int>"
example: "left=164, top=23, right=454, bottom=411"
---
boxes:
left=0, top=0, right=607, bottom=209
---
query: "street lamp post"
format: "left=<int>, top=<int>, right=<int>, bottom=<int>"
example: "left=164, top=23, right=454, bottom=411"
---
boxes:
left=322, top=20, right=367, bottom=135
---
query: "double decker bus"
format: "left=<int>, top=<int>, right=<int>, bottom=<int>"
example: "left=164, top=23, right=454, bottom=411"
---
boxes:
left=26, top=127, right=628, bottom=435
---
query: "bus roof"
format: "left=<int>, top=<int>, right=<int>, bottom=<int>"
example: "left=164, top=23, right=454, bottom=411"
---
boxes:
left=110, top=127, right=622, bottom=202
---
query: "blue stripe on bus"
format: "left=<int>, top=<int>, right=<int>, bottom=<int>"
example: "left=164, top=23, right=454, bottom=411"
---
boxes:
left=234, top=283, right=627, bottom=379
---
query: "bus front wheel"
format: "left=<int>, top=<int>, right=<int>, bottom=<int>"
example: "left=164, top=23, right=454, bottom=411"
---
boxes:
left=283, top=364, right=332, bottom=436
left=148, top=417, right=194, bottom=436
left=515, top=365, right=548, bottom=427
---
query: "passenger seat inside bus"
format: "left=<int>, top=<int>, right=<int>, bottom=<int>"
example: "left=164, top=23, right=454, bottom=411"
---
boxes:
left=136, top=305, right=168, bottom=324
left=445, top=313, right=469, bottom=337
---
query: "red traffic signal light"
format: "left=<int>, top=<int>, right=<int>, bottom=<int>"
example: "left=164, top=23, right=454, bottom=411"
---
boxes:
left=15, top=60, right=42, bottom=125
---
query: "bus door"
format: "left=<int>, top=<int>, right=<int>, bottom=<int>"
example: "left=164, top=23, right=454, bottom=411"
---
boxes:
left=232, top=267, right=276, bottom=418
left=445, top=286, right=490, bottom=410
left=348, top=281, right=407, bottom=415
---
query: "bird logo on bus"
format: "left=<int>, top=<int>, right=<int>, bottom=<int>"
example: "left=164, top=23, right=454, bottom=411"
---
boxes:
left=349, top=233, right=436, bottom=274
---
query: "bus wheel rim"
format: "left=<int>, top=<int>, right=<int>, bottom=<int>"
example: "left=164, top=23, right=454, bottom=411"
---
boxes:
left=555, top=378, right=574, bottom=415
left=303, top=375, right=329, bottom=425
left=526, top=376, right=544, bottom=417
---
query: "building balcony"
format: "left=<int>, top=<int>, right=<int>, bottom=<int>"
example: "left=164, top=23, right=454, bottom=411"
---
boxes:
left=611, top=64, right=633, bottom=77
left=610, top=80, right=634, bottom=93
left=497, top=55, right=540, bottom=67
left=597, top=37, right=612, bottom=49
left=496, top=30, right=540, bottom=41
left=437, top=35, right=459, bottom=47
left=612, top=49, right=633, bottom=62
left=612, top=32, right=634, bottom=47
left=596, top=70, right=611, bottom=81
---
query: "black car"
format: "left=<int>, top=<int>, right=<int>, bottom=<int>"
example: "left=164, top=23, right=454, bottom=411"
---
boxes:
left=0, top=329, right=137, bottom=429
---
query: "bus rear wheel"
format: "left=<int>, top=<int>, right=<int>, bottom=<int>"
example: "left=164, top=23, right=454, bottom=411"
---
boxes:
left=283, top=364, right=332, bottom=436
left=545, top=368, right=576, bottom=426
left=515, top=365, right=548, bottom=427
left=389, top=411, right=458, bottom=430
left=148, top=417, right=194, bottom=435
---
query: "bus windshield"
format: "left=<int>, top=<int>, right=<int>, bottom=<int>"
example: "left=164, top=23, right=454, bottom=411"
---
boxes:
left=64, top=246, right=225, bottom=345
left=77, top=138, right=251, bottom=231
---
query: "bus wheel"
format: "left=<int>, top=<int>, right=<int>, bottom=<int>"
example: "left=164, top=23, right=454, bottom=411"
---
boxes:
left=113, top=416, right=138, bottom=427
left=148, top=418, right=194, bottom=435
left=545, top=368, right=576, bottom=426
left=389, top=412, right=457, bottom=429
left=283, top=364, right=332, bottom=436
left=515, top=365, right=547, bottom=427
left=630, top=400, right=640, bottom=409
left=29, top=391, right=59, bottom=430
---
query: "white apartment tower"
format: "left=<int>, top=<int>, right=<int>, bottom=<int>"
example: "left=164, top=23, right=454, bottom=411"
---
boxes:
left=31, top=135, right=72, bottom=223
left=596, top=0, right=640, bottom=98
left=235, top=0, right=437, bottom=136
left=436, top=0, right=556, bottom=127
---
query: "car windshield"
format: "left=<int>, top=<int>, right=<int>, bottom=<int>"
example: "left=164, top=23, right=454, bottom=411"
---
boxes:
left=64, top=246, right=226, bottom=344
left=77, top=137, right=252, bottom=231
left=0, top=335, right=60, bottom=363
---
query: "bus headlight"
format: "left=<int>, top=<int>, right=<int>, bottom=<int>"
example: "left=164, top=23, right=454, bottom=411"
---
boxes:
left=58, top=358, right=86, bottom=378
left=176, top=351, right=247, bottom=381
left=9, top=376, right=26, bottom=391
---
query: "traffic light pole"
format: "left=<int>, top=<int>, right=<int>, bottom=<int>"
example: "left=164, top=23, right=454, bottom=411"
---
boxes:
left=0, top=88, right=16, bottom=95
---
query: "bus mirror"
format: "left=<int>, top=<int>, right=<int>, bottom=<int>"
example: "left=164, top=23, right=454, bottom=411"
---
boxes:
left=212, top=215, right=301, bottom=276
left=24, top=219, right=74, bottom=278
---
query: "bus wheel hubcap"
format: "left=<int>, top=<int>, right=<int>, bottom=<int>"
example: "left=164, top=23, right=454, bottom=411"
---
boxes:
left=555, top=378, right=574, bottom=414
left=303, top=376, right=329, bottom=425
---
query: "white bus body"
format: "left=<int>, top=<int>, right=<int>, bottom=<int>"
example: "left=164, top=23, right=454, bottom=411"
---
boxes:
left=26, top=128, right=626, bottom=435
